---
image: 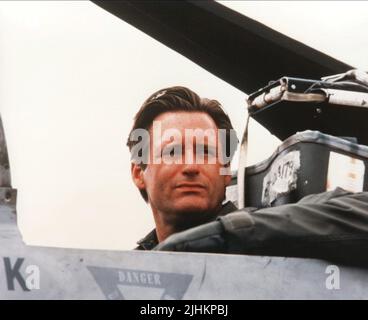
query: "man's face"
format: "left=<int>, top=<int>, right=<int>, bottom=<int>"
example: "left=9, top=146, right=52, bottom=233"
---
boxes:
left=132, top=111, right=232, bottom=227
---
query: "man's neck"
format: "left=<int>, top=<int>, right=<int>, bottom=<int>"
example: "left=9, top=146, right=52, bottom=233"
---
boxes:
left=151, top=205, right=223, bottom=243
left=155, top=222, right=178, bottom=243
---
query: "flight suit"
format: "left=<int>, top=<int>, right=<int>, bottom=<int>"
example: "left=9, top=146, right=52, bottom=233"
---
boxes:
left=153, top=188, right=368, bottom=266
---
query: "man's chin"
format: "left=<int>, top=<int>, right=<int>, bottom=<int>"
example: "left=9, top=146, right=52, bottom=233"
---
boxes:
left=173, top=199, right=210, bottom=214
left=168, top=200, right=218, bottom=228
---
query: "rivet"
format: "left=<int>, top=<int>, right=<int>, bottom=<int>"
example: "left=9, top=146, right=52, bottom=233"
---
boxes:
left=4, top=191, right=11, bottom=202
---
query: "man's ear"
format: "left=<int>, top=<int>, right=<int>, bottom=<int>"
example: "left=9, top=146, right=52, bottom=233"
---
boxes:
left=223, top=164, right=232, bottom=187
left=131, top=163, right=145, bottom=190
left=224, top=172, right=232, bottom=187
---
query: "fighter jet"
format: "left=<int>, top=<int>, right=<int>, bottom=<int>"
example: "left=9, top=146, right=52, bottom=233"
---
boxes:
left=1, top=1, right=368, bottom=299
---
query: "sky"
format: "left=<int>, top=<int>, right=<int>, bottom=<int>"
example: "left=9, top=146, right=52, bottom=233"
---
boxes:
left=0, top=1, right=367, bottom=250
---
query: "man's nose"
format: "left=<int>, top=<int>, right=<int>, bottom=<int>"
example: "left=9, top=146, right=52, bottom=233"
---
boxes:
left=181, top=162, right=200, bottom=177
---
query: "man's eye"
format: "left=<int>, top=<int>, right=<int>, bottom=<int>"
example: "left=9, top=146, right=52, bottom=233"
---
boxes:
left=201, top=149, right=209, bottom=156
left=197, top=146, right=216, bottom=157
left=162, top=147, right=182, bottom=158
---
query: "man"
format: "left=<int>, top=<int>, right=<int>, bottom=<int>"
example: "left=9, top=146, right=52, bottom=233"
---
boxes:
left=127, top=86, right=238, bottom=249
left=127, top=86, right=368, bottom=266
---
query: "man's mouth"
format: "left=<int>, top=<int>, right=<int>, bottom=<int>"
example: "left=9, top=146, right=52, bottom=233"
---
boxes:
left=175, top=183, right=206, bottom=191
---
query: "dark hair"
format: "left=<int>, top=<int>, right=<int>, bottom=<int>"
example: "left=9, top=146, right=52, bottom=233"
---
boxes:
left=127, top=86, right=238, bottom=202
